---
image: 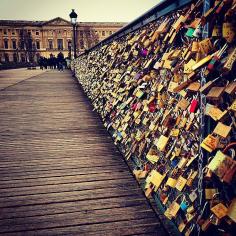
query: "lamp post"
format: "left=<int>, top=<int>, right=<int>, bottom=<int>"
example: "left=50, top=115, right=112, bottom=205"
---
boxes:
left=69, top=9, right=78, bottom=59
left=68, top=41, right=72, bottom=60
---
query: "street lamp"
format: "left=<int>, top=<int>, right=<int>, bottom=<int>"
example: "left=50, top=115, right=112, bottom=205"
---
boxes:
left=67, top=41, right=71, bottom=60
left=69, top=9, right=78, bottom=59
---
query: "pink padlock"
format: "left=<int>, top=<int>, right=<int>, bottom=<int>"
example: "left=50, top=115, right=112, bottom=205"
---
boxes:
left=140, top=48, right=148, bottom=57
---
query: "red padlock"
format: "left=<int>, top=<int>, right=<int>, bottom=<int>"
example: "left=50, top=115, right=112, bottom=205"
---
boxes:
left=148, top=100, right=156, bottom=112
left=190, top=99, right=198, bottom=113
left=144, top=163, right=150, bottom=172
left=131, top=103, right=137, bottom=111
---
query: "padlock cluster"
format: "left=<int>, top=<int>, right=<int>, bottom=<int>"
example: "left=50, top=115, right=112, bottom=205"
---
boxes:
left=73, top=0, right=236, bottom=235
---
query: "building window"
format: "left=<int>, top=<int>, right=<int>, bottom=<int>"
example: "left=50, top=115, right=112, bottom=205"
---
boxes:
left=4, top=53, right=9, bottom=62
left=20, top=41, right=24, bottom=50
left=68, top=41, right=71, bottom=50
left=12, top=30, right=15, bottom=35
left=109, top=31, right=112, bottom=35
left=4, top=39, right=8, bottom=49
left=102, top=31, right=105, bottom=36
left=36, top=31, right=39, bottom=36
left=4, top=29, right=7, bottom=35
left=36, top=41, right=40, bottom=49
left=13, top=53, right=18, bottom=63
left=31, top=43, right=35, bottom=50
left=48, top=40, right=53, bottom=49
left=80, top=31, right=83, bottom=37
left=12, top=40, right=17, bottom=49
left=57, top=39, right=63, bottom=50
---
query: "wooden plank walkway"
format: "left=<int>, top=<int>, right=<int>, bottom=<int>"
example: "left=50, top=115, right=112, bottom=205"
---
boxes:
left=0, top=69, right=167, bottom=236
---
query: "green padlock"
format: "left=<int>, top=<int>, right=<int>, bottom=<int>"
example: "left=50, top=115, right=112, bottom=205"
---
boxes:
left=186, top=27, right=195, bottom=38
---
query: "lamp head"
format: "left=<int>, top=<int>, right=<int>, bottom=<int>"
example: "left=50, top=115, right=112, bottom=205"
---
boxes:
left=69, top=9, right=77, bottom=25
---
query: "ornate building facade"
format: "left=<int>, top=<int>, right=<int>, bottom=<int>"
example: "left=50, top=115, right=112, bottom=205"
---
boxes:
left=0, top=17, right=125, bottom=63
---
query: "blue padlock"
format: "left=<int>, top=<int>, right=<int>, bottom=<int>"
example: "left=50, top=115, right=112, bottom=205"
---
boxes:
left=180, top=201, right=188, bottom=211
left=171, top=158, right=179, bottom=167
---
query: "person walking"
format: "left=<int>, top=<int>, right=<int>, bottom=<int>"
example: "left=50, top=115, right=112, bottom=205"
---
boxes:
left=58, top=61, right=64, bottom=72
left=57, top=52, right=65, bottom=72
left=53, top=56, right=57, bottom=70
left=38, top=57, right=44, bottom=70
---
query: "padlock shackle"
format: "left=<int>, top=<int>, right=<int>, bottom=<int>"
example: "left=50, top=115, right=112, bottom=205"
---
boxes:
left=223, top=142, right=236, bottom=153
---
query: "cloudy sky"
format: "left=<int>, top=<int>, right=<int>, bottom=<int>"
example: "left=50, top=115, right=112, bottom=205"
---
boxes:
left=0, top=0, right=160, bottom=22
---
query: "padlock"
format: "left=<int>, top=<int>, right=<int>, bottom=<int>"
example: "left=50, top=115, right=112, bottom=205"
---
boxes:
left=207, top=44, right=228, bottom=71
left=167, top=195, right=182, bottom=218
left=192, top=25, right=202, bottom=38
left=205, top=188, right=218, bottom=200
left=178, top=221, right=187, bottom=232
left=223, top=47, right=236, bottom=72
left=201, top=134, right=219, bottom=152
left=201, top=217, right=212, bottom=231
left=212, top=24, right=222, bottom=37
left=147, top=169, right=166, bottom=190
left=211, top=202, right=228, bottom=219
left=223, top=22, right=235, bottom=43
left=199, top=38, right=213, bottom=55
left=213, top=122, right=232, bottom=138
left=180, top=196, right=189, bottom=212
left=146, top=147, right=159, bottom=164
left=189, top=99, right=198, bottom=113
left=186, top=170, right=198, bottom=187
left=155, top=135, right=169, bottom=151
left=175, top=175, right=187, bottom=192
left=191, top=41, right=199, bottom=52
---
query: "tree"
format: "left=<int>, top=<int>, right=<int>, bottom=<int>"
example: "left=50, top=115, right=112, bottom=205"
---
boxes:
left=18, top=28, right=36, bottom=63
left=82, top=25, right=99, bottom=49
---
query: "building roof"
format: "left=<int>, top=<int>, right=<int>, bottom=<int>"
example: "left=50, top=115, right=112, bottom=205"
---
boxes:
left=0, top=20, right=45, bottom=26
left=0, top=17, right=127, bottom=27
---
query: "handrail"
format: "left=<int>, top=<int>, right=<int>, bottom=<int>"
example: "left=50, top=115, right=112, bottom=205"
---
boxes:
left=78, top=0, right=194, bottom=56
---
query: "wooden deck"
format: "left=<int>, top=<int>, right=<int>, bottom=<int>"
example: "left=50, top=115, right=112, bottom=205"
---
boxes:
left=0, top=69, right=167, bottom=236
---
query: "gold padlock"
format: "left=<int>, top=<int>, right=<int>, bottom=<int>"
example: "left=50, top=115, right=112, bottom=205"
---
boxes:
left=223, top=22, right=235, bottom=43
left=191, top=41, right=199, bottom=52
left=205, top=188, right=218, bottom=200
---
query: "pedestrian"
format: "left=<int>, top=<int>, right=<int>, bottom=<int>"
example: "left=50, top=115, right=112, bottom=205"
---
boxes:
left=43, top=57, right=48, bottom=70
left=58, top=61, right=64, bottom=72
left=53, top=56, right=57, bottom=69
left=49, top=57, right=53, bottom=69
left=38, top=57, right=44, bottom=70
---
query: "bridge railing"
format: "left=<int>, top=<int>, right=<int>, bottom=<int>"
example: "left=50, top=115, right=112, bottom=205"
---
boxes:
left=73, top=1, right=236, bottom=236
